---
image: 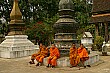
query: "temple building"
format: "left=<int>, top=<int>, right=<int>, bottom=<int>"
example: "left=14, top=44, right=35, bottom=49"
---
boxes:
left=90, top=0, right=110, bottom=42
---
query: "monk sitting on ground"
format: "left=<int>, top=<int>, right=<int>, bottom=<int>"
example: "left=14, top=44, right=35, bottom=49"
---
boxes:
left=69, top=44, right=80, bottom=69
left=46, top=44, right=60, bottom=68
left=36, top=45, right=48, bottom=66
left=29, top=43, right=43, bottom=64
left=78, top=44, right=91, bottom=68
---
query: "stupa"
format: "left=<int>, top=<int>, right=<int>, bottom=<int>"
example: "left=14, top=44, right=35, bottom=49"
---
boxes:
left=0, top=0, right=38, bottom=58
left=53, top=0, right=79, bottom=56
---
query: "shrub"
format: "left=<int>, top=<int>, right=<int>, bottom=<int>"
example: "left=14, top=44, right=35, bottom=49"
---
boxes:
left=94, top=36, right=104, bottom=51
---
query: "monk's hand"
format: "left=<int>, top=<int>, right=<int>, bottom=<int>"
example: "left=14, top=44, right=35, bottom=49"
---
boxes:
left=71, top=55, right=74, bottom=57
left=50, top=56, right=53, bottom=58
left=53, top=55, right=57, bottom=57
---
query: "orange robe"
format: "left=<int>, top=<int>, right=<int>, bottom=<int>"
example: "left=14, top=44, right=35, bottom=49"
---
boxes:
left=31, top=46, right=44, bottom=60
left=31, top=50, right=40, bottom=60
left=36, top=47, right=48, bottom=63
left=47, top=47, right=60, bottom=66
left=70, top=47, right=80, bottom=66
left=77, top=47, right=89, bottom=61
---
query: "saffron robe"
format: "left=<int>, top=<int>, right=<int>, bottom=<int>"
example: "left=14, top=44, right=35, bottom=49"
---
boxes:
left=47, top=47, right=60, bottom=66
left=36, top=47, right=48, bottom=63
left=70, top=47, right=80, bottom=66
left=78, top=47, right=89, bottom=61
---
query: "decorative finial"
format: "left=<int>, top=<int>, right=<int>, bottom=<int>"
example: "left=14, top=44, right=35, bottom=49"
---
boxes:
left=8, top=0, right=25, bottom=35
left=10, top=0, right=22, bottom=23
left=59, top=0, right=73, bottom=10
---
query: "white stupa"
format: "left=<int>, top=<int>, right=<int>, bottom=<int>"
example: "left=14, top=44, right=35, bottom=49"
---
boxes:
left=0, top=0, right=38, bottom=58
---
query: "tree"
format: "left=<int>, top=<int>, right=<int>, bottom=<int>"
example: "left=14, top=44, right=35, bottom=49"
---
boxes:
left=25, top=14, right=59, bottom=46
left=72, top=0, right=93, bottom=39
left=0, top=0, right=13, bottom=22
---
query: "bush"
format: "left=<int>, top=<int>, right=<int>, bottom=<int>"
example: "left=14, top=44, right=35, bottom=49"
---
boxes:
left=94, top=36, right=104, bottom=51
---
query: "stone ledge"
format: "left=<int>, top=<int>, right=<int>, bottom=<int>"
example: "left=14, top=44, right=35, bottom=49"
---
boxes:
left=43, top=52, right=99, bottom=67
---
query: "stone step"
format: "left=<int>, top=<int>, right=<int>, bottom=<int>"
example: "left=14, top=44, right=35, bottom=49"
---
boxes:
left=0, top=49, right=38, bottom=58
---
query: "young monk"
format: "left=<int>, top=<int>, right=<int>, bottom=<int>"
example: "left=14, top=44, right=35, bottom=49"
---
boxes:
left=29, top=43, right=43, bottom=64
left=46, top=44, right=60, bottom=68
left=69, top=44, right=80, bottom=69
left=78, top=44, right=91, bottom=68
left=36, top=45, right=48, bottom=66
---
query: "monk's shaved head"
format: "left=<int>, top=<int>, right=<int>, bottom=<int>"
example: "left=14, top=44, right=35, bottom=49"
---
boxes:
left=71, top=43, right=76, bottom=48
left=40, top=43, right=43, bottom=46
left=51, top=44, right=55, bottom=49
left=80, top=44, right=84, bottom=48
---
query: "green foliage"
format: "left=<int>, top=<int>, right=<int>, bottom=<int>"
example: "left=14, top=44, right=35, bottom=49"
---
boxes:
left=0, top=0, right=13, bottom=21
left=25, top=22, right=49, bottom=45
left=73, top=0, right=94, bottom=40
left=25, top=14, right=59, bottom=46
left=73, top=0, right=92, bottom=27
left=94, top=36, right=104, bottom=51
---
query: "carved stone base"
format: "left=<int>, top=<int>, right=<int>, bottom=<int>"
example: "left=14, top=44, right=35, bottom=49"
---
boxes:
left=0, top=35, right=39, bottom=58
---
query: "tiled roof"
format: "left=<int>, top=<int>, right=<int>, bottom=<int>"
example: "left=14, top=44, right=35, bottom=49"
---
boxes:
left=90, top=0, right=110, bottom=23
left=90, top=13, right=110, bottom=23
left=92, top=0, right=110, bottom=13
left=83, top=32, right=93, bottom=38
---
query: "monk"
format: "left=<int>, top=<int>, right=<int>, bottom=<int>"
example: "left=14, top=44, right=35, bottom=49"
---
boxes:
left=36, top=45, right=48, bottom=66
left=29, top=43, right=43, bottom=64
left=78, top=44, right=91, bottom=68
left=69, top=44, right=80, bottom=69
left=46, top=44, right=60, bottom=68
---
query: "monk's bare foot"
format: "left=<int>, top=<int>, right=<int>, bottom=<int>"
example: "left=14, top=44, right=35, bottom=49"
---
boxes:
left=87, top=65, right=91, bottom=67
left=76, top=65, right=80, bottom=70
left=70, top=66, right=73, bottom=68
left=84, top=66, right=86, bottom=68
left=46, top=66, right=49, bottom=68
left=46, top=64, right=50, bottom=68
left=36, top=63, right=39, bottom=67
left=78, top=66, right=80, bottom=70
left=70, top=65, right=76, bottom=68
left=29, top=61, right=35, bottom=64
left=39, top=63, right=43, bottom=66
left=52, top=66, right=55, bottom=68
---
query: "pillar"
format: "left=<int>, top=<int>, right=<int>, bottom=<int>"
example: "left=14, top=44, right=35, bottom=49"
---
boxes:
left=95, top=23, right=99, bottom=36
left=104, top=22, right=109, bottom=42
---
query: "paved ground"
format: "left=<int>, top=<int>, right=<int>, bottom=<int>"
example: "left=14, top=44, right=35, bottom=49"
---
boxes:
left=0, top=54, right=110, bottom=73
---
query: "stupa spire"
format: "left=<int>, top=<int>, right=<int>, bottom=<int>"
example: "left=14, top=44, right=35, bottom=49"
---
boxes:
left=9, top=0, right=24, bottom=35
